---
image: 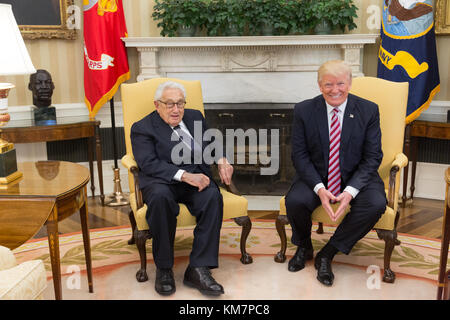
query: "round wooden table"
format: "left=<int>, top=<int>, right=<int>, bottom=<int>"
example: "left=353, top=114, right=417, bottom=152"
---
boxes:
left=0, top=161, right=93, bottom=300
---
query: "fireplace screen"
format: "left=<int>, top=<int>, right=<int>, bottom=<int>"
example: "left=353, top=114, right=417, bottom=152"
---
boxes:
left=205, top=106, right=295, bottom=195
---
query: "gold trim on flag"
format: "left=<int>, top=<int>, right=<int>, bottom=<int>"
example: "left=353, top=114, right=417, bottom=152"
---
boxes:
left=382, top=18, right=434, bottom=40
left=405, top=84, right=441, bottom=124
left=85, top=71, right=130, bottom=118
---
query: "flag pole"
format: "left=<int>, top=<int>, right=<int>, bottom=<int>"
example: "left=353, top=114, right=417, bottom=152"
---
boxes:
left=106, top=97, right=129, bottom=206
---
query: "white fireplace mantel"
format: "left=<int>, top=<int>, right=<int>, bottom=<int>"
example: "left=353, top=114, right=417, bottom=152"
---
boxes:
left=123, top=34, right=379, bottom=104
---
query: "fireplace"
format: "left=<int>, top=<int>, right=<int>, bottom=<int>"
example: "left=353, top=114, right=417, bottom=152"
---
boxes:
left=123, top=34, right=378, bottom=195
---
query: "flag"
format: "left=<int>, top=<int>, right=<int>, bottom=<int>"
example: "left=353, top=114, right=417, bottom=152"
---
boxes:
left=377, top=0, right=440, bottom=123
left=83, top=0, right=130, bottom=118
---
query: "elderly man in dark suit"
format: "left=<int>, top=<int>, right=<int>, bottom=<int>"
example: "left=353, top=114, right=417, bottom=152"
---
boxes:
left=286, top=60, right=387, bottom=286
left=130, top=81, right=233, bottom=296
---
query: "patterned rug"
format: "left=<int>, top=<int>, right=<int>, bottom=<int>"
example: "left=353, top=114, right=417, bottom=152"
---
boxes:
left=12, top=220, right=446, bottom=300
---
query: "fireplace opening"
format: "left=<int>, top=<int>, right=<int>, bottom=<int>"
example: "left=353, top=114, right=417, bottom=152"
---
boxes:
left=205, top=104, right=295, bottom=196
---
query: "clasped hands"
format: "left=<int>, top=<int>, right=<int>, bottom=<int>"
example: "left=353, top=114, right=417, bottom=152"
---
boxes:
left=181, top=157, right=233, bottom=192
left=317, top=188, right=353, bottom=222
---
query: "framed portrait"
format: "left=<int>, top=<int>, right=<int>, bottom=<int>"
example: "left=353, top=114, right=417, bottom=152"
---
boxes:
left=435, top=0, right=450, bottom=34
left=0, top=0, right=77, bottom=40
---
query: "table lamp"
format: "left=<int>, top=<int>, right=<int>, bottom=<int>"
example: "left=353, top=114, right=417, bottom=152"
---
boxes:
left=0, top=4, right=36, bottom=185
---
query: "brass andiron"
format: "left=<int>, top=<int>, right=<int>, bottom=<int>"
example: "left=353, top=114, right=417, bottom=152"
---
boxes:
left=106, top=166, right=129, bottom=206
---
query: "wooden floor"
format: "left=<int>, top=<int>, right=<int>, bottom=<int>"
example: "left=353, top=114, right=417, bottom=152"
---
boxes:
left=33, top=194, right=445, bottom=240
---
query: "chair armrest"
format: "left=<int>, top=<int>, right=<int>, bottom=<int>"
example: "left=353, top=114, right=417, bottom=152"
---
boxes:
left=121, top=154, right=138, bottom=170
left=387, top=153, right=408, bottom=209
left=211, top=165, right=242, bottom=196
left=391, top=153, right=408, bottom=169
left=121, top=154, right=144, bottom=209
left=225, top=181, right=241, bottom=196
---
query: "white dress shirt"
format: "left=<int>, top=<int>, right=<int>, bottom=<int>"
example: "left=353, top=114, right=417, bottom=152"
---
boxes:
left=313, top=99, right=360, bottom=199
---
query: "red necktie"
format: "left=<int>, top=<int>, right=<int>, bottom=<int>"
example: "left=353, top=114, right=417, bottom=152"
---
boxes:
left=328, top=108, right=341, bottom=197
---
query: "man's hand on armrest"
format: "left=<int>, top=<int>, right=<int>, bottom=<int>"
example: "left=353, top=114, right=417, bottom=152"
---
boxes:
left=217, top=157, right=233, bottom=186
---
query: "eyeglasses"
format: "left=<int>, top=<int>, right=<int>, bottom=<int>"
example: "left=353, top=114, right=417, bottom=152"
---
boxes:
left=158, top=100, right=186, bottom=110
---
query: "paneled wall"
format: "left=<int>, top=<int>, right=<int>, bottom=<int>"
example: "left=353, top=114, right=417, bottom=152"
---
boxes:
left=1, top=0, right=448, bottom=108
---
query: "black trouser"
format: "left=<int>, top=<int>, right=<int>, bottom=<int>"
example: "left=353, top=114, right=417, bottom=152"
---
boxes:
left=141, top=181, right=223, bottom=269
left=285, top=179, right=387, bottom=255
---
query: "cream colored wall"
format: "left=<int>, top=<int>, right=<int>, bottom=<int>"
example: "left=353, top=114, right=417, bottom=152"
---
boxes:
left=1, top=0, right=448, bottom=107
left=0, top=0, right=158, bottom=107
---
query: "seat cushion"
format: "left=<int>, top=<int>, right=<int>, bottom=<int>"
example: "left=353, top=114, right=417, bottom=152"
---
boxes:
left=0, top=260, right=47, bottom=300
left=131, top=187, right=248, bottom=231
left=279, top=190, right=395, bottom=231
left=0, top=246, right=17, bottom=271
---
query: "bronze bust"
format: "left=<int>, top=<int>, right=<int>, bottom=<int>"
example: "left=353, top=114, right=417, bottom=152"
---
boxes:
left=28, top=69, right=56, bottom=125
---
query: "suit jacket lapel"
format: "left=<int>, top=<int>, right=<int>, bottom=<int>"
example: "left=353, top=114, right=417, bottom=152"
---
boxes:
left=315, top=97, right=330, bottom=167
left=153, top=112, right=181, bottom=150
left=340, top=95, right=356, bottom=164
left=183, top=111, right=195, bottom=137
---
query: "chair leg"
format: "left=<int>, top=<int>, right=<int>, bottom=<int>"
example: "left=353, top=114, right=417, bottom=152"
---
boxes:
left=376, top=228, right=401, bottom=283
left=274, top=215, right=290, bottom=263
left=317, top=222, right=324, bottom=234
left=128, top=210, right=136, bottom=245
left=233, top=216, right=253, bottom=264
left=135, top=229, right=150, bottom=282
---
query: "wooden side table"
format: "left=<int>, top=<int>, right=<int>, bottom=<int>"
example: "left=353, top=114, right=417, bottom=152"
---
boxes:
left=0, top=161, right=93, bottom=300
left=0, top=117, right=105, bottom=205
left=402, top=115, right=450, bottom=207
left=437, top=167, right=450, bottom=300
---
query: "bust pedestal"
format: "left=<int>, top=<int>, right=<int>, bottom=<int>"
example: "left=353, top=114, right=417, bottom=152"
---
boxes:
left=32, top=106, right=56, bottom=125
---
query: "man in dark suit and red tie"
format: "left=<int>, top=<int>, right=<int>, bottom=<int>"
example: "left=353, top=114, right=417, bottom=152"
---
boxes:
left=130, top=81, right=233, bottom=296
left=285, top=60, right=387, bottom=286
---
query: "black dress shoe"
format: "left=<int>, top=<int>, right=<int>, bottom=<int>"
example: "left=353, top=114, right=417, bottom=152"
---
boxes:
left=183, top=265, right=224, bottom=296
left=155, top=268, right=176, bottom=296
left=288, top=247, right=313, bottom=272
left=314, top=256, right=334, bottom=286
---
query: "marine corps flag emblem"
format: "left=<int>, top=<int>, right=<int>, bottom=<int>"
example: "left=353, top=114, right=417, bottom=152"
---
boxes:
left=377, top=0, right=440, bottom=123
left=83, top=0, right=130, bottom=118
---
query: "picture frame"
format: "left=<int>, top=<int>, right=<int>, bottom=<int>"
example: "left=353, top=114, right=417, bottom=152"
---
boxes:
left=0, top=0, right=77, bottom=40
left=436, top=0, right=450, bottom=34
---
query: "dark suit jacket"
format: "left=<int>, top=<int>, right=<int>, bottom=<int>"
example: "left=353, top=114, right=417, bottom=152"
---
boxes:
left=131, top=109, right=212, bottom=190
left=291, top=93, right=384, bottom=192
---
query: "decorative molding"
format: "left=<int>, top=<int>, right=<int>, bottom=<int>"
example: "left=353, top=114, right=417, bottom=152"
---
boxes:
left=222, top=50, right=276, bottom=72
left=123, top=34, right=379, bottom=48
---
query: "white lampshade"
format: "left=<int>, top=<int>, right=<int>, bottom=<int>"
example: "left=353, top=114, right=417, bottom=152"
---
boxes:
left=0, top=4, right=36, bottom=76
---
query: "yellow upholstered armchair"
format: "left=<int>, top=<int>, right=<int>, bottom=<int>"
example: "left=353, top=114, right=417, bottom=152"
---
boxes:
left=121, top=78, right=252, bottom=282
left=276, top=77, right=409, bottom=283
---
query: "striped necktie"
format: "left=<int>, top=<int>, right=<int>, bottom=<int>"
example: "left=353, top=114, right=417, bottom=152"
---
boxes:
left=173, top=125, right=201, bottom=153
left=328, top=107, right=341, bottom=197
